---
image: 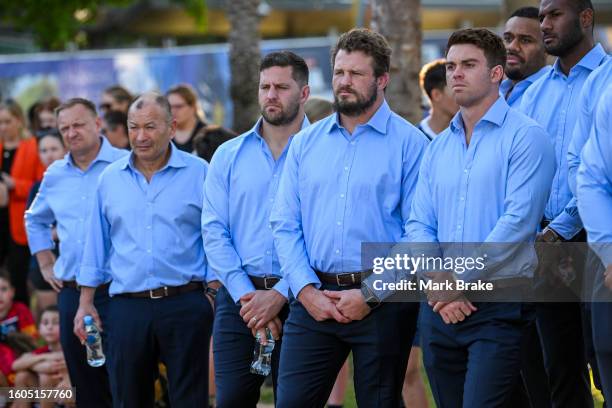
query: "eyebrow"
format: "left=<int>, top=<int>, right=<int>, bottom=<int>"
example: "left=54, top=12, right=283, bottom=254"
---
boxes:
left=447, top=58, right=479, bottom=65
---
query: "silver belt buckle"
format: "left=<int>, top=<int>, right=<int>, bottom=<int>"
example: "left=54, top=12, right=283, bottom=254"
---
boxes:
left=263, top=277, right=277, bottom=290
left=336, top=273, right=357, bottom=287
left=149, top=286, right=168, bottom=299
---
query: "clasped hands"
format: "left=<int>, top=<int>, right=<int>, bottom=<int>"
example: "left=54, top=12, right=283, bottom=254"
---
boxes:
left=425, top=271, right=477, bottom=325
left=297, top=285, right=370, bottom=324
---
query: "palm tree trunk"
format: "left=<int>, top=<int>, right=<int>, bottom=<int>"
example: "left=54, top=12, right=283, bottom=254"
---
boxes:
left=370, top=0, right=422, bottom=125
left=226, top=0, right=261, bottom=133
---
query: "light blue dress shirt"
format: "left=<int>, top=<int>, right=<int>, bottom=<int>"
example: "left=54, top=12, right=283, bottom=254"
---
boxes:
left=407, top=97, right=555, bottom=281
left=270, top=100, right=428, bottom=297
left=79, top=143, right=213, bottom=295
left=577, top=85, right=612, bottom=267
left=519, top=44, right=608, bottom=239
left=202, top=116, right=310, bottom=303
left=499, top=65, right=551, bottom=108
left=567, top=57, right=612, bottom=196
left=25, top=137, right=127, bottom=282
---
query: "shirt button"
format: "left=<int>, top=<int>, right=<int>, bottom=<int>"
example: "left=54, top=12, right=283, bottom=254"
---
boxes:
left=457, top=225, right=462, bottom=229
left=464, top=169, right=468, bottom=174
left=269, top=198, right=274, bottom=203
left=340, top=194, right=345, bottom=198
left=146, top=225, right=151, bottom=230
left=77, top=240, right=82, bottom=244
left=460, top=197, right=465, bottom=201
left=273, top=174, right=278, bottom=178
left=147, top=249, right=152, bottom=253
left=344, top=166, right=349, bottom=171
left=81, top=196, right=86, bottom=200
left=268, top=223, right=272, bottom=229
left=335, top=249, right=340, bottom=254
left=336, top=221, right=341, bottom=226
left=266, top=250, right=271, bottom=255
left=350, top=141, right=355, bottom=145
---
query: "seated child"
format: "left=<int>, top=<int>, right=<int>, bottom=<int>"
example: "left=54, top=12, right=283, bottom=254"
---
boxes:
left=12, top=305, right=70, bottom=408
left=0, top=268, right=37, bottom=386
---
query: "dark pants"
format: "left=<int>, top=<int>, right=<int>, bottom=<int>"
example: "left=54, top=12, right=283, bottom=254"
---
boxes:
left=58, top=285, right=112, bottom=408
left=536, top=299, right=593, bottom=408
left=276, top=284, right=418, bottom=408
left=592, top=256, right=612, bottom=402
left=213, top=286, right=289, bottom=408
left=106, top=290, right=213, bottom=408
left=7, top=240, right=30, bottom=304
left=421, top=301, right=533, bottom=408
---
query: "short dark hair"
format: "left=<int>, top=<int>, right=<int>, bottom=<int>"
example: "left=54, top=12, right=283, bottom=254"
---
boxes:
left=55, top=98, right=97, bottom=118
left=574, top=0, right=594, bottom=13
left=103, top=85, right=133, bottom=104
left=259, top=51, right=310, bottom=87
left=446, top=28, right=507, bottom=70
left=331, top=28, right=392, bottom=78
left=193, top=125, right=237, bottom=162
left=39, top=304, right=59, bottom=321
left=510, top=6, right=540, bottom=20
left=104, top=110, right=128, bottom=133
left=419, top=59, right=447, bottom=99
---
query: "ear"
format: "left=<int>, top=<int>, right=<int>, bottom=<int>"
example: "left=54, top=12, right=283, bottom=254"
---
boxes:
left=300, top=84, right=311, bottom=105
left=377, top=72, right=390, bottom=90
left=580, top=8, right=594, bottom=30
left=430, top=88, right=443, bottom=103
left=94, top=116, right=102, bottom=134
left=168, top=118, right=177, bottom=139
left=490, top=65, right=505, bottom=84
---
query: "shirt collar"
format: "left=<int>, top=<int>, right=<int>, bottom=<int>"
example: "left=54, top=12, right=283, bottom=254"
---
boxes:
left=450, top=96, right=509, bottom=133
left=64, top=136, right=115, bottom=168
left=249, top=115, right=311, bottom=142
left=501, top=65, right=551, bottom=96
left=122, top=141, right=186, bottom=171
left=327, top=99, right=392, bottom=136
left=552, top=43, right=607, bottom=76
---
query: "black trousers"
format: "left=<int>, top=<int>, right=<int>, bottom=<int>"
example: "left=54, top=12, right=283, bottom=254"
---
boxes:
left=106, top=290, right=213, bottom=408
left=276, top=283, right=418, bottom=408
left=7, top=239, right=30, bottom=304
left=58, top=285, right=112, bottom=408
left=213, top=286, right=289, bottom=408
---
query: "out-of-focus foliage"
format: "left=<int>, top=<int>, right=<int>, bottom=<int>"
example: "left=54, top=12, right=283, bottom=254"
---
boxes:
left=0, top=0, right=207, bottom=51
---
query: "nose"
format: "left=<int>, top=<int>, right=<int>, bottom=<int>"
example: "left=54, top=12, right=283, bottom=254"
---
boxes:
left=507, top=37, right=520, bottom=53
left=540, top=15, right=552, bottom=32
left=266, top=86, right=279, bottom=100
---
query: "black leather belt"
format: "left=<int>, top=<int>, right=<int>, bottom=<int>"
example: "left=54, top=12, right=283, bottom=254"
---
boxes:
left=314, top=269, right=372, bottom=286
left=249, top=276, right=280, bottom=290
left=62, top=281, right=110, bottom=291
left=119, top=281, right=204, bottom=299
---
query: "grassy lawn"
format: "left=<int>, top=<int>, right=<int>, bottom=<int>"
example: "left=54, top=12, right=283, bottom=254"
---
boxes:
left=260, top=356, right=605, bottom=408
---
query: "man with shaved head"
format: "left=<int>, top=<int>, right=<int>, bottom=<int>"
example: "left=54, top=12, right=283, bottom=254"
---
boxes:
left=520, top=1, right=608, bottom=407
left=74, top=92, right=220, bottom=407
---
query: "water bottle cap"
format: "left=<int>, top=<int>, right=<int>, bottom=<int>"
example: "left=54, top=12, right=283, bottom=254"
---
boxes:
left=86, top=334, right=96, bottom=344
left=84, top=315, right=93, bottom=325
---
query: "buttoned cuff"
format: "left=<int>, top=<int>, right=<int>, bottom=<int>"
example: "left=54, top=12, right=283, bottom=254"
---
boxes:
left=225, top=273, right=257, bottom=304
left=549, top=211, right=583, bottom=240
left=77, top=266, right=108, bottom=288
left=272, top=279, right=290, bottom=299
left=27, top=235, right=55, bottom=256
left=288, top=268, right=321, bottom=299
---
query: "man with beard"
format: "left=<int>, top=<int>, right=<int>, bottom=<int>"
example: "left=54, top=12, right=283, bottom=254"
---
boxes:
left=202, top=51, right=310, bottom=407
left=519, top=1, right=608, bottom=407
left=500, top=7, right=550, bottom=107
left=270, top=28, right=427, bottom=407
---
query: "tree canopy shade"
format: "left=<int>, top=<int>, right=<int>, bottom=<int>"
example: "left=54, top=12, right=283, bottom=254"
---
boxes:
left=0, top=0, right=208, bottom=51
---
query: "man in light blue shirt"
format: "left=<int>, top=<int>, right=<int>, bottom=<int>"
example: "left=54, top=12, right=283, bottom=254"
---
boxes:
left=271, top=29, right=427, bottom=407
left=25, top=98, right=126, bottom=408
left=577, top=84, right=612, bottom=401
left=74, top=92, right=218, bottom=407
left=202, top=51, right=310, bottom=407
left=519, top=2, right=607, bottom=405
left=408, top=28, right=555, bottom=407
left=500, top=6, right=551, bottom=108
left=567, top=57, right=611, bottom=196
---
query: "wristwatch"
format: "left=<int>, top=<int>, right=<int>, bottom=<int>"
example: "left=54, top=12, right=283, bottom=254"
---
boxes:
left=541, top=227, right=563, bottom=243
left=360, top=283, right=381, bottom=310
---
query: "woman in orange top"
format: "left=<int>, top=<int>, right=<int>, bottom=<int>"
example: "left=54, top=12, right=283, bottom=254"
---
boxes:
left=0, top=100, right=45, bottom=304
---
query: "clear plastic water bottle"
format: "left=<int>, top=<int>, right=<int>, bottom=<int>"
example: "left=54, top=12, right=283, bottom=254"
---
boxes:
left=250, top=328, right=274, bottom=376
left=84, top=315, right=106, bottom=367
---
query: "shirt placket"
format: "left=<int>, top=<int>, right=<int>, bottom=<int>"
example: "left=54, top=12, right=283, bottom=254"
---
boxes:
left=333, top=131, right=359, bottom=272
left=265, top=155, right=281, bottom=276
left=456, top=130, right=473, bottom=242
left=141, top=175, right=155, bottom=286
left=76, top=169, right=88, bottom=251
